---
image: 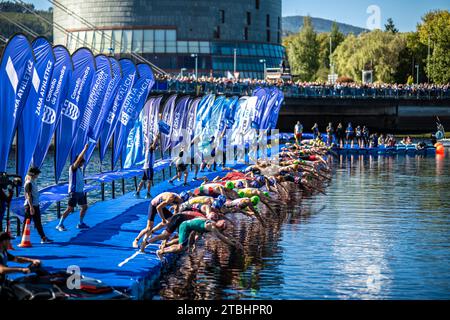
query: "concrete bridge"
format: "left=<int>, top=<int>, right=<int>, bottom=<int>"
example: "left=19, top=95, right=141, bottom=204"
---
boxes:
left=278, top=97, right=450, bottom=134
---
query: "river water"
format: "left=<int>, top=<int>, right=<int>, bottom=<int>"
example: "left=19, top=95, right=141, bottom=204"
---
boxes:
left=4, top=146, right=450, bottom=300
left=154, top=152, right=450, bottom=300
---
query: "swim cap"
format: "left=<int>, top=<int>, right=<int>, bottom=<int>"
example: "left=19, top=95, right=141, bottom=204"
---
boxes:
left=225, top=181, right=235, bottom=190
left=256, top=175, right=265, bottom=185
left=180, top=191, right=190, bottom=202
left=212, top=200, right=223, bottom=209
left=217, top=195, right=227, bottom=205
left=238, top=191, right=245, bottom=198
left=251, top=196, right=260, bottom=206
left=293, top=160, right=300, bottom=165
left=263, top=191, right=270, bottom=198
left=236, top=181, right=245, bottom=189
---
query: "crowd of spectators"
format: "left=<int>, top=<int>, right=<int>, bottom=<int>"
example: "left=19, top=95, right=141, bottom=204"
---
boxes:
left=154, top=73, right=450, bottom=99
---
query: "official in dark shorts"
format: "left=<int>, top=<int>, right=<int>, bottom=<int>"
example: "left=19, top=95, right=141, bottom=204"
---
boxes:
left=56, top=143, right=90, bottom=231
left=169, top=150, right=189, bottom=186
left=135, top=137, right=158, bottom=199
left=68, top=192, right=87, bottom=208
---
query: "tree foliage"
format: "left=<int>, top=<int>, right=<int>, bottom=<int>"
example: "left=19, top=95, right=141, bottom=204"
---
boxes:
left=283, top=16, right=320, bottom=81
left=284, top=10, right=450, bottom=84
left=417, top=10, right=450, bottom=84
left=385, top=18, right=399, bottom=34
left=332, top=30, right=406, bottom=83
left=0, top=1, right=53, bottom=43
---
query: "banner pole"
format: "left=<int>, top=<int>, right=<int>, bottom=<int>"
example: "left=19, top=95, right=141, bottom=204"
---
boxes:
left=53, top=130, right=61, bottom=219
left=111, top=133, right=115, bottom=199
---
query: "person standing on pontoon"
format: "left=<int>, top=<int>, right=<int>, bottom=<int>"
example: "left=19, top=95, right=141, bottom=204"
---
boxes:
left=135, top=134, right=159, bottom=199
left=56, top=143, right=90, bottom=231
left=294, top=121, right=303, bottom=145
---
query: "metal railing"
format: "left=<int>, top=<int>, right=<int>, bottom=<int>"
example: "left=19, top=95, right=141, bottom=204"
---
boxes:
left=152, top=80, right=450, bottom=100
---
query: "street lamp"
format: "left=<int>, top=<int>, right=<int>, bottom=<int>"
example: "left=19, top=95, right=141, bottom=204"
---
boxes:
left=191, top=53, right=198, bottom=80
left=259, top=59, right=266, bottom=80
left=233, top=48, right=237, bottom=76
left=415, top=64, right=420, bottom=85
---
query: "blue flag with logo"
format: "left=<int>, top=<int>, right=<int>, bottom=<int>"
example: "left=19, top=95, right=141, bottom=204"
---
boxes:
left=0, top=34, right=35, bottom=172
left=84, top=57, right=122, bottom=164
left=267, top=89, right=284, bottom=129
left=160, top=94, right=177, bottom=153
left=33, top=45, right=73, bottom=169
left=99, top=59, right=137, bottom=163
left=17, top=37, right=55, bottom=179
left=55, top=48, right=95, bottom=182
left=250, top=87, right=268, bottom=130
left=170, top=96, right=190, bottom=148
left=71, top=55, right=112, bottom=163
left=114, top=63, right=154, bottom=167
left=185, top=97, right=200, bottom=140
left=123, top=110, right=144, bottom=169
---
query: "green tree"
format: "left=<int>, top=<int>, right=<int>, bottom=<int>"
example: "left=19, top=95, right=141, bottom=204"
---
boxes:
left=332, top=30, right=406, bottom=83
left=417, top=10, right=450, bottom=84
left=315, top=22, right=345, bottom=81
left=283, top=16, right=320, bottom=81
left=385, top=18, right=399, bottom=34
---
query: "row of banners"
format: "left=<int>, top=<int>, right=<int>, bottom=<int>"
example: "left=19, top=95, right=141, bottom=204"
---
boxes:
left=0, top=34, right=154, bottom=182
left=0, top=34, right=283, bottom=181
left=123, top=88, right=284, bottom=169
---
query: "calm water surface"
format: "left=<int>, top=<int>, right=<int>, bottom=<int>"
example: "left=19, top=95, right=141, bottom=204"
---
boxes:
left=5, top=147, right=450, bottom=300
left=154, top=153, right=450, bottom=300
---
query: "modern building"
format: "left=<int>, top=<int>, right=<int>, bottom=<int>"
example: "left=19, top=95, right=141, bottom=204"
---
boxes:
left=53, top=0, right=285, bottom=79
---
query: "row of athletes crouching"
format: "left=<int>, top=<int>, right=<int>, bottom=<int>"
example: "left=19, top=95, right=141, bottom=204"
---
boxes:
left=132, top=140, right=332, bottom=260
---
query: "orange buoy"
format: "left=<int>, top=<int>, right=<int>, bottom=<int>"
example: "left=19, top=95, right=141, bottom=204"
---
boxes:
left=436, top=145, right=445, bottom=155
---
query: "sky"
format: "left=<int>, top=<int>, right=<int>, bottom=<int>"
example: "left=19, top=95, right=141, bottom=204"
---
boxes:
left=28, top=0, right=450, bottom=32
left=283, top=0, right=450, bottom=32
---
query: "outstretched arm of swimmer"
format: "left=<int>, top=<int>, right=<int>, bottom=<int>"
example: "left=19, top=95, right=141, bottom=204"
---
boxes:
left=260, top=197, right=277, bottom=215
left=211, top=227, right=243, bottom=250
left=246, top=204, right=266, bottom=228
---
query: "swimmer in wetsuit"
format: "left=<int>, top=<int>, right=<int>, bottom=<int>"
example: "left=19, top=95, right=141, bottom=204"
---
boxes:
left=156, top=218, right=242, bottom=259
left=132, top=191, right=189, bottom=249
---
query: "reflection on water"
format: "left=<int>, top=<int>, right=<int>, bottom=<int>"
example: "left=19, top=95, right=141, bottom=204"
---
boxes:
left=154, top=153, right=450, bottom=300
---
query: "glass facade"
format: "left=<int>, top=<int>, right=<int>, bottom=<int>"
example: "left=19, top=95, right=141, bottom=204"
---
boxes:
left=66, top=28, right=285, bottom=78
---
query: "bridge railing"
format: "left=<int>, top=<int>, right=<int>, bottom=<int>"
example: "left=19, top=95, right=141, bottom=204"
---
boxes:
left=152, top=80, right=450, bottom=99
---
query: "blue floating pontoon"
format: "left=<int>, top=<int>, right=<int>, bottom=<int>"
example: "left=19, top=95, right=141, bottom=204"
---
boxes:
left=7, top=167, right=239, bottom=299
left=332, top=145, right=436, bottom=156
